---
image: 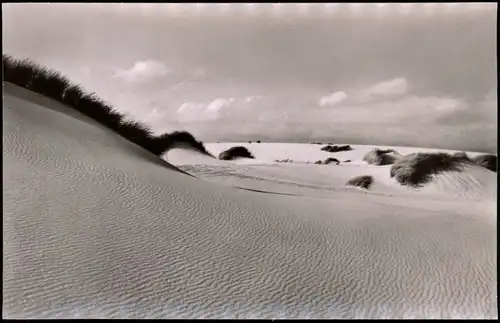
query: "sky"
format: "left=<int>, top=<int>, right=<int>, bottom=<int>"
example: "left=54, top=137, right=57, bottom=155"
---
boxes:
left=2, top=3, right=497, bottom=152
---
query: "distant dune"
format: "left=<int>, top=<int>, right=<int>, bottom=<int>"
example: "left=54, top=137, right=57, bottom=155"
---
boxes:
left=3, top=62, right=497, bottom=318
left=198, top=142, right=496, bottom=201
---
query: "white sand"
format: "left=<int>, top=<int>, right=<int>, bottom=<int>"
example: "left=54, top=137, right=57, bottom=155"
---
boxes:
left=3, top=83, right=498, bottom=319
left=169, top=143, right=496, bottom=201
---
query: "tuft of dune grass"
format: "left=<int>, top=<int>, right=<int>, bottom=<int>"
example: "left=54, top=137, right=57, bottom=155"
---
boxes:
left=390, top=152, right=468, bottom=187
left=346, top=175, right=374, bottom=189
left=219, top=146, right=255, bottom=160
left=3, top=54, right=211, bottom=158
left=363, top=148, right=402, bottom=166
left=451, top=151, right=471, bottom=162
left=153, top=131, right=214, bottom=157
left=323, top=157, right=340, bottom=165
left=471, top=154, right=497, bottom=172
left=30, top=67, right=72, bottom=101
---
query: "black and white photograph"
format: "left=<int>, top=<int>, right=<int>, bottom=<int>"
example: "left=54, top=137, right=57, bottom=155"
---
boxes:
left=2, top=3, right=497, bottom=319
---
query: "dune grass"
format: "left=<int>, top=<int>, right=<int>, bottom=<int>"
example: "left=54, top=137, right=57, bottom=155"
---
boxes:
left=323, top=157, right=340, bottom=165
left=321, top=144, right=353, bottom=153
left=219, top=146, right=255, bottom=160
left=390, top=152, right=468, bottom=187
left=471, top=154, right=497, bottom=172
left=154, top=131, right=214, bottom=157
left=2, top=54, right=211, bottom=157
left=451, top=151, right=471, bottom=162
left=346, top=175, right=374, bottom=189
left=363, top=148, right=401, bottom=166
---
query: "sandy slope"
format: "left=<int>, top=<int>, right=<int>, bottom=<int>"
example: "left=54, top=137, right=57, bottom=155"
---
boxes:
left=3, top=84, right=498, bottom=319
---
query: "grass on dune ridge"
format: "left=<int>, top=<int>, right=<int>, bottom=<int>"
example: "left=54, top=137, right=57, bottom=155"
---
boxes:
left=2, top=54, right=213, bottom=158
left=390, top=152, right=475, bottom=188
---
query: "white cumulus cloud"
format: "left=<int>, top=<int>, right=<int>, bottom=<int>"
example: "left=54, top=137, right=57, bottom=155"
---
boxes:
left=176, top=96, right=265, bottom=122
left=206, top=98, right=234, bottom=112
left=319, top=91, right=348, bottom=107
left=113, top=60, right=173, bottom=83
left=434, top=98, right=467, bottom=113
left=362, top=77, right=408, bottom=100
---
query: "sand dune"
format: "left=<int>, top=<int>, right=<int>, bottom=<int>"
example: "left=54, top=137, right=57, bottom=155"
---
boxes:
left=416, top=164, right=497, bottom=200
left=169, top=143, right=496, bottom=202
left=3, top=84, right=497, bottom=319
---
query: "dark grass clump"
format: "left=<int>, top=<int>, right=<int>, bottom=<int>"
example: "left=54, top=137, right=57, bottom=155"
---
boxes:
left=153, top=131, right=214, bottom=157
left=323, top=157, right=340, bottom=165
left=3, top=56, right=39, bottom=87
left=275, top=158, right=294, bottom=163
left=471, top=154, right=497, bottom=172
left=3, top=56, right=71, bottom=101
left=61, top=85, right=86, bottom=106
left=321, top=145, right=337, bottom=152
left=314, top=157, right=342, bottom=165
left=2, top=55, right=42, bottom=88
left=75, top=93, right=124, bottom=129
left=321, top=144, right=352, bottom=153
left=363, top=148, right=401, bottom=166
left=390, top=152, right=468, bottom=187
left=346, top=175, right=374, bottom=189
left=2, top=54, right=14, bottom=76
left=29, top=67, right=72, bottom=101
left=337, top=145, right=353, bottom=152
left=2, top=54, right=212, bottom=159
left=219, top=146, right=254, bottom=160
left=452, top=151, right=471, bottom=162
left=116, top=120, right=157, bottom=152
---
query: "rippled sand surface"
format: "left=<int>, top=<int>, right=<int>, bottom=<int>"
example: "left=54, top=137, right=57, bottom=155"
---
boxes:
left=3, top=84, right=497, bottom=319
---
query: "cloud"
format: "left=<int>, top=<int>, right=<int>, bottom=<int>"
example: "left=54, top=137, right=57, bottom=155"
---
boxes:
left=315, top=95, right=471, bottom=128
left=176, top=98, right=234, bottom=122
left=433, top=98, right=467, bottom=113
left=206, top=98, right=234, bottom=112
left=319, top=91, right=348, bottom=107
left=245, top=95, right=264, bottom=103
left=362, top=77, right=408, bottom=100
left=188, top=68, right=208, bottom=81
left=177, top=102, right=205, bottom=113
left=435, top=89, right=496, bottom=126
left=90, top=72, right=494, bottom=152
left=113, top=60, right=173, bottom=83
left=176, top=96, right=265, bottom=122
left=318, top=78, right=408, bottom=108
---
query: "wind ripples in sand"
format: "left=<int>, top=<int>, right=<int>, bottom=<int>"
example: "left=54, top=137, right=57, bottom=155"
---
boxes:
left=3, top=87, right=497, bottom=319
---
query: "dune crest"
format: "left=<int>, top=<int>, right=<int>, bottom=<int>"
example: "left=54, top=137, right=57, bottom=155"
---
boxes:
left=3, top=55, right=211, bottom=158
